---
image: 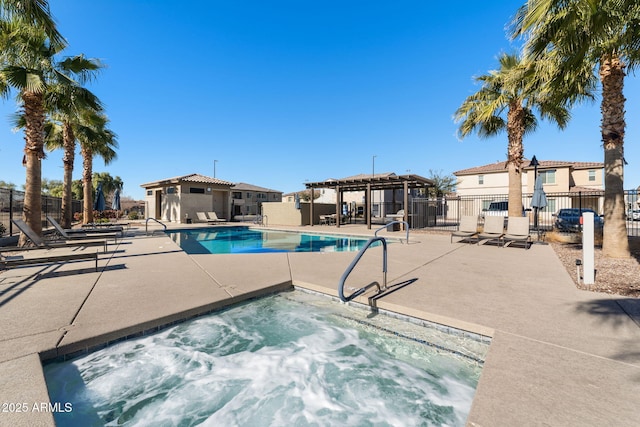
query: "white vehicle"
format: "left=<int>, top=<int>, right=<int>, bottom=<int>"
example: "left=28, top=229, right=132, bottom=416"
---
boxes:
left=481, top=201, right=509, bottom=219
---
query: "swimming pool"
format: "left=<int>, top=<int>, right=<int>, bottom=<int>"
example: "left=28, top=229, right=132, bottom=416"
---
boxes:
left=167, top=226, right=379, bottom=254
left=44, top=291, right=488, bottom=426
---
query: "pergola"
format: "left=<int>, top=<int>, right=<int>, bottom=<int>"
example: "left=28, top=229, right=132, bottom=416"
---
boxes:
left=304, top=173, right=435, bottom=228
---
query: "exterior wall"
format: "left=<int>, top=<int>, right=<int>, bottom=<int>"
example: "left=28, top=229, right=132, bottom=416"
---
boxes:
left=261, top=202, right=336, bottom=226
left=261, top=202, right=302, bottom=226
left=143, top=184, right=230, bottom=223
left=572, top=168, right=603, bottom=189
left=460, top=166, right=604, bottom=197
left=456, top=172, right=514, bottom=196
left=232, top=191, right=282, bottom=216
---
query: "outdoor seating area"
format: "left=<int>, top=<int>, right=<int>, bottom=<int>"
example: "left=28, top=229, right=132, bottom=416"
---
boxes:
left=196, top=212, right=226, bottom=224
left=9, top=219, right=109, bottom=252
left=452, top=216, right=532, bottom=249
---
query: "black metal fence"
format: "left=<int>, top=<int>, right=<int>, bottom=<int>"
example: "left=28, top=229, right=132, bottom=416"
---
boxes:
left=0, top=187, right=82, bottom=236
left=401, top=190, right=640, bottom=237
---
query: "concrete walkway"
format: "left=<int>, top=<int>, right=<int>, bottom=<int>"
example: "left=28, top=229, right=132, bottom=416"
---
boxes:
left=1, top=223, right=639, bottom=426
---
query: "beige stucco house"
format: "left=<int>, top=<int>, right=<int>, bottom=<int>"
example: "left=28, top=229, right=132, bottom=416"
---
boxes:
left=141, top=174, right=234, bottom=223
left=453, top=159, right=605, bottom=214
left=231, top=183, right=283, bottom=221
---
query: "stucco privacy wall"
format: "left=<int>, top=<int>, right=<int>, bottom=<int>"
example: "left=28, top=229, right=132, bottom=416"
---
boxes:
left=262, top=202, right=336, bottom=226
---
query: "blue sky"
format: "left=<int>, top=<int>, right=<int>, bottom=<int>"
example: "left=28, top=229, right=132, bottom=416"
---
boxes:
left=1, top=0, right=640, bottom=200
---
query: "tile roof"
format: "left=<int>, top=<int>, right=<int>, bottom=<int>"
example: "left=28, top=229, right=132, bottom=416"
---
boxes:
left=453, top=160, right=603, bottom=175
left=140, top=173, right=234, bottom=187
left=231, top=182, right=282, bottom=193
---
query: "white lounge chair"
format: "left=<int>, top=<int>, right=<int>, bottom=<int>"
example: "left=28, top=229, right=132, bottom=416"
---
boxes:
left=451, top=216, right=479, bottom=243
left=478, top=216, right=505, bottom=246
left=502, top=217, right=532, bottom=249
left=206, top=212, right=226, bottom=223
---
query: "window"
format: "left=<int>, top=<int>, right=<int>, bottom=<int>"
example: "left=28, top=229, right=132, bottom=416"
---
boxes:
left=246, top=193, right=252, bottom=199
left=146, top=190, right=153, bottom=196
left=189, top=187, right=205, bottom=194
left=478, top=175, right=484, bottom=185
left=588, top=170, right=596, bottom=181
left=539, top=170, right=556, bottom=184
left=232, top=192, right=242, bottom=199
left=166, top=187, right=176, bottom=194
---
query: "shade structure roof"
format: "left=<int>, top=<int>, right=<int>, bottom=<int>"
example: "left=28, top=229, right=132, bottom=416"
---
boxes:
left=304, top=173, right=434, bottom=192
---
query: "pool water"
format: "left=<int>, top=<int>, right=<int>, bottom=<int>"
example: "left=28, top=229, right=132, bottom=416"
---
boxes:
left=44, top=291, right=488, bottom=426
left=166, top=226, right=378, bottom=254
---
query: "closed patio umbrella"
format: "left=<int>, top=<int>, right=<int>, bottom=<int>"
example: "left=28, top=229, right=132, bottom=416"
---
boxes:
left=531, top=177, right=547, bottom=231
left=94, top=183, right=106, bottom=212
left=112, top=188, right=121, bottom=211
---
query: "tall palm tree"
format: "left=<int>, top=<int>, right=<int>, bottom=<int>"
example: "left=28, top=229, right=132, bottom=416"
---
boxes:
left=454, top=53, right=572, bottom=217
left=76, top=112, right=118, bottom=224
left=44, top=65, right=104, bottom=228
left=512, top=0, right=640, bottom=258
left=0, top=21, right=96, bottom=241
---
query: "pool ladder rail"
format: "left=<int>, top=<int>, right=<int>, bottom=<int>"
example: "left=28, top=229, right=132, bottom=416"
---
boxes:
left=145, top=217, right=167, bottom=235
left=338, top=236, right=388, bottom=302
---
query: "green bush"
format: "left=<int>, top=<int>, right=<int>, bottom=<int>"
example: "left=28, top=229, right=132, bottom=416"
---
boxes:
left=128, top=211, right=140, bottom=220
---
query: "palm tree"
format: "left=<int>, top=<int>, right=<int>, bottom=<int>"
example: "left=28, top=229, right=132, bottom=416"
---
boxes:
left=0, top=21, right=100, bottom=241
left=76, top=112, right=118, bottom=224
left=0, top=22, right=55, bottom=241
left=512, top=0, right=640, bottom=258
left=454, top=53, right=572, bottom=217
left=44, top=65, right=104, bottom=228
left=0, top=0, right=64, bottom=48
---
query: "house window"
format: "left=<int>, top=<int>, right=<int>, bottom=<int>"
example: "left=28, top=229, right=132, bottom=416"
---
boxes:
left=246, top=193, right=252, bottom=198
left=588, top=170, right=596, bottom=181
left=478, top=175, right=484, bottom=185
left=539, top=170, right=556, bottom=184
left=189, top=187, right=205, bottom=194
left=166, top=187, right=176, bottom=194
left=146, top=190, right=153, bottom=196
left=232, top=192, right=242, bottom=199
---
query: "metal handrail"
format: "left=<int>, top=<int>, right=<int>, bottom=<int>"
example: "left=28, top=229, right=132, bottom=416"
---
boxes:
left=338, top=237, right=387, bottom=302
left=145, top=218, right=167, bottom=235
left=374, top=221, right=409, bottom=243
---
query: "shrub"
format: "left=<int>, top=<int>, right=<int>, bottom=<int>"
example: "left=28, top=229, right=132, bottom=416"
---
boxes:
left=0, top=222, right=6, bottom=236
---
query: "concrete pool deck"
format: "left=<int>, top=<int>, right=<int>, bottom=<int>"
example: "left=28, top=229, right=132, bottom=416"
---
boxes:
left=1, top=223, right=639, bottom=426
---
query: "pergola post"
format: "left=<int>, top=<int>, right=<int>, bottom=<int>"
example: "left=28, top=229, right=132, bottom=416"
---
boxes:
left=403, top=181, right=409, bottom=229
left=366, top=183, right=372, bottom=229
left=335, top=184, right=341, bottom=228
left=309, top=186, right=314, bottom=226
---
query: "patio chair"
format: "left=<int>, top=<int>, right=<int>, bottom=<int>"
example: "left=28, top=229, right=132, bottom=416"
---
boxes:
left=196, top=212, right=217, bottom=224
left=46, top=216, right=120, bottom=241
left=477, top=216, right=505, bottom=246
left=450, top=215, right=479, bottom=243
left=502, top=217, right=532, bottom=249
left=11, top=219, right=109, bottom=252
left=1, top=248, right=98, bottom=271
left=206, top=212, right=226, bottom=223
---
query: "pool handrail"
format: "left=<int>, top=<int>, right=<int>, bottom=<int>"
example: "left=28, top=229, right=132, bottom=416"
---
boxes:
left=338, top=236, right=387, bottom=302
left=145, top=217, right=167, bottom=235
left=374, top=221, right=409, bottom=243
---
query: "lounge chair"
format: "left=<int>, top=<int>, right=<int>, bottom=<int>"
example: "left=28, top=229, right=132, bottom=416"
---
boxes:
left=451, top=215, right=479, bottom=243
left=1, top=248, right=98, bottom=271
left=502, top=217, right=532, bottom=249
left=12, top=219, right=109, bottom=252
left=196, top=212, right=217, bottom=224
left=206, top=212, right=226, bottom=223
left=477, top=216, right=505, bottom=246
left=46, top=216, right=120, bottom=241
